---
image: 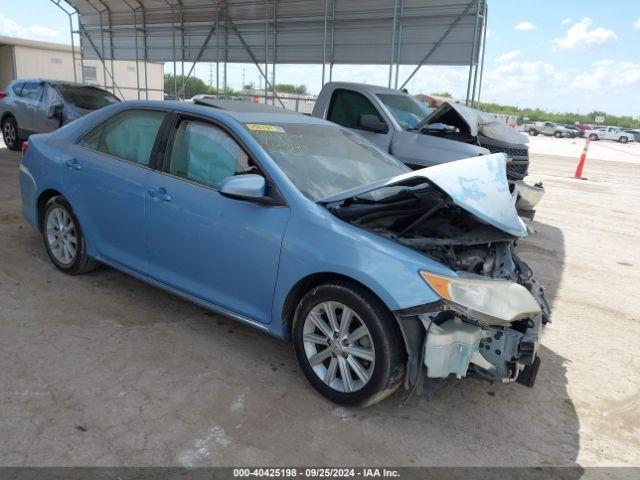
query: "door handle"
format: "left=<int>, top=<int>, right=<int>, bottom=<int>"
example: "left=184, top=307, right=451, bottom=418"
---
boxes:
left=148, top=187, right=172, bottom=202
left=64, top=158, right=81, bottom=170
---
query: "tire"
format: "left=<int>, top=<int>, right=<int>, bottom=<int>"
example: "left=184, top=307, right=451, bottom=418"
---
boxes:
left=554, top=131, right=562, bottom=138
left=529, top=130, right=539, bottom=136
left=292, top=281, right=405, bottom=407
left=2, top=116, right=21, bottom=151
left=619, top=136, right=628, bottom=144
left=42, top=196, right=100, bottom=275
left=589, top=134, right=598, bottom=141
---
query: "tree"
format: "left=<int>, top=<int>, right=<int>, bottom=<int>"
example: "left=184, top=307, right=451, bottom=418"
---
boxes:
left=164, top=74, right=212, bottom=99
left=431, top=92, right=453, bottom=98
left=275, top=83, right=308, bottom=94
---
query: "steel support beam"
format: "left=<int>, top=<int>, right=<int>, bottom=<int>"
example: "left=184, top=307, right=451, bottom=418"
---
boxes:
left=177, top=24, right=218, bottom=98
left=400, top=0, right=476, bottom=90
left=78, top=26, right=125, bottom=98
left=465, top=0, right=481, bottom=105
left=476, top=2, right=488, bottom=105
left=227, top=22, right=285, bottom=108
left=50, top=0, right=78, bottom=82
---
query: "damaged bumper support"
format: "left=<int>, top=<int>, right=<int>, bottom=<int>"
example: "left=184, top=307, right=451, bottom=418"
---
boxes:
left=394, top=270, right=546, bottom=398
left=514, top=180, right=545, bottom=217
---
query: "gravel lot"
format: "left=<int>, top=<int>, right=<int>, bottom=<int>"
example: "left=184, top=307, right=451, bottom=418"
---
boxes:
left=0, top=141, right=639, bottom=468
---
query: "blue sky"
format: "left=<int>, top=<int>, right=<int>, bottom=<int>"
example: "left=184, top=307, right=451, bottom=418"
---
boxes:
left=1, top=0, right=638, bottom=116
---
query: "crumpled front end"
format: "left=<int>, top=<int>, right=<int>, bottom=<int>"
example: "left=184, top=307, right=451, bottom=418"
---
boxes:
left=327, top=155, right=551, bottom=398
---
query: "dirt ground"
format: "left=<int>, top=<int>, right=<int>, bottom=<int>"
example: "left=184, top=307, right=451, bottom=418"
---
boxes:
left=0, top=142, right=639, bottom=468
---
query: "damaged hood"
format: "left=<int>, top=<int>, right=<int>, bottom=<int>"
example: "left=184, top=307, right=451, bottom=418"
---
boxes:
left=320, top=153, right=527, bottom=238
left=417, top=102, right=529, bottom=145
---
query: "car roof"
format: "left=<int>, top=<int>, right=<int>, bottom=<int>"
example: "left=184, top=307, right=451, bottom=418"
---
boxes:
left=324, top=81, right=408, bottom=96
left=190, top=95, right=293, bottom=114
left=10, top=78, right=110, bottom=90
left=121, top=100, right=329, bottom=125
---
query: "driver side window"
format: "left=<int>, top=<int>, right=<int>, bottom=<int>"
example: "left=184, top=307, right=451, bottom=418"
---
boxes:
left=327, top=89, right=384, bottom=130
left=164, top=120, right=252, bottom=189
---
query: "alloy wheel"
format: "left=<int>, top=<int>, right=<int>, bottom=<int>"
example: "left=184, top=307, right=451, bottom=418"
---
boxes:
left=46, top=207, right=78, bottom=265
left=3, top=121, right=16, bottom=147
left=302, top=301, right=375, bottom=393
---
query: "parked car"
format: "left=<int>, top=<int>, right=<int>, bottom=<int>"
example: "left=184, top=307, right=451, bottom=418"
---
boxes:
left=20, top=101, right=550, bottom=406
left=561, top=124, right=581, bottom=138
left=0, top=79, right=119, bottom=150
left=622, top=129, right=640, bottom=142
left=524, top=121, right=573, bottom=138
left=585, top=126, right=635, bottom=143
left=311, top=82, right=544, bottom=218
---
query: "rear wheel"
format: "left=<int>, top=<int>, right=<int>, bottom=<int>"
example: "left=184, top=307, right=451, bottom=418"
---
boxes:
left=2, top=116, right=20, bottom=151
left=292, top=281, right=404, bottom=407
left=42, top=196, right=100, bottom=275
left=529, top=130, right=539, bottom=136
left=589, top=134, right=598, bottom=141
left=619, top=136, right=628, bottom=144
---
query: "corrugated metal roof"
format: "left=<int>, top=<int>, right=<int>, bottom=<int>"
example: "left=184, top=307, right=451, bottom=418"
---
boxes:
left=60, top=0, right=485, bottom=66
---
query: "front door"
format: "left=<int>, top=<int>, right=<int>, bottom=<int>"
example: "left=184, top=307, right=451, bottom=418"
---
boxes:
left=145, top=117, right=290, bottom=324
left=63, top=108, right=167, bottom=273
left=13, top=81, right=43, bottom=136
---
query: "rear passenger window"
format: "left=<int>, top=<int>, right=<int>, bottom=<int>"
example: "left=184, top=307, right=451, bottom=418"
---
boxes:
left=327, top=89, right=383, bottom=130
left=79, top=109, right=166, bottom=166
left=11, top=83, right=24, bottom=96
left=21, top=82, right=42, bottom=101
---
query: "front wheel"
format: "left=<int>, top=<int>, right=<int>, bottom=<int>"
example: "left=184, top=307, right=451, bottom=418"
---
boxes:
left=619, top=136, right=628, bottom=144
left=554, top=131, right=562, bottom=138
left=42, top=196, right=100, bottom=275
left=589, top=134, right=598, bottom=141
left=292, top=282, right=404, bottom=407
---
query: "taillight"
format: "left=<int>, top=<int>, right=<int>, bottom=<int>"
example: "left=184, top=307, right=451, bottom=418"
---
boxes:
left=0, top=91, right=7, bottom=99
left=21, top=141, right=29, bottom=155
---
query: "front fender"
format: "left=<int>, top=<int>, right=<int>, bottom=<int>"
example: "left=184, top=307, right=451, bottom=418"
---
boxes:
left=270, top=206, right=451, bottom=338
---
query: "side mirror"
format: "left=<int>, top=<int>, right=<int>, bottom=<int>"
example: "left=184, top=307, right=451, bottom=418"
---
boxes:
left=47, top=102, right=63, bottom=119
left=357, top=114, right=388, bottom=134
left=219, top=174, right=266, bottom=202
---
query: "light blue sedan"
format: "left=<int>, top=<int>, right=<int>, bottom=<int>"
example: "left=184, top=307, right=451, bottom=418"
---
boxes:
left=19, top=100, right=550, bottom=406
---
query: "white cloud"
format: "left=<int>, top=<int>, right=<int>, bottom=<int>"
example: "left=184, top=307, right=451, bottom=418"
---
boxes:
left=514, top=22, right=536, bottom=31
left=0, top=13, right=61, bottom=41
left=552, top=17, right=617, bottom=52
left=496, top=50, right=521, bottom=63
left=561, top=18, right=572, bottom=25
left=571, top=60, right=640, bottom=91
left=633, top=17, right=640, bottom=29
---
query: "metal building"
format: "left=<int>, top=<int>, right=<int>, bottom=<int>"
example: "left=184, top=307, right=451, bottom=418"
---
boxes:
left=51, top=0, right=487, bottom=105
left=0, top=35, right=164, bottom=100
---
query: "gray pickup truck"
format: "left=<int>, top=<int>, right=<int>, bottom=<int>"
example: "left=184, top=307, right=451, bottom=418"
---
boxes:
left=311, top=82, right=544, bottom=217
left=525, top=121, right=573, bottom=138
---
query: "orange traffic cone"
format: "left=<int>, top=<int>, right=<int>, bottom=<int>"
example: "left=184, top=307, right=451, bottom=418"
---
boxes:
left=574, top=137, right=590, bottom=179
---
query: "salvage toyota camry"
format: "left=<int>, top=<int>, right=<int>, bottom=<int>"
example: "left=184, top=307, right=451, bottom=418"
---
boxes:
left=20, top=101, right=550, bottom=406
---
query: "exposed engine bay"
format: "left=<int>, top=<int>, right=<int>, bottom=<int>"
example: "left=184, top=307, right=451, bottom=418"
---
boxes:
left=329, top=182, right=551, bottom=394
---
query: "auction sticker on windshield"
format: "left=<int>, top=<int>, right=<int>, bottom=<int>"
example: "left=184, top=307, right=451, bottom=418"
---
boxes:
left=245, top=123, right=285, bottom=133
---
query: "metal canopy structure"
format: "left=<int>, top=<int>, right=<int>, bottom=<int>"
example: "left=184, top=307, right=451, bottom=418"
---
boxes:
left=52, top=0, right=487, bottom=105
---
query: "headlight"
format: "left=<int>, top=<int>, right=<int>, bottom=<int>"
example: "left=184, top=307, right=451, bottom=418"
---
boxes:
left=420, top=271, right=541, bottom=325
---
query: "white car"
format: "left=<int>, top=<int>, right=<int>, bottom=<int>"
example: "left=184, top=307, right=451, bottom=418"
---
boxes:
left=585, top=126, right=634, bottom=143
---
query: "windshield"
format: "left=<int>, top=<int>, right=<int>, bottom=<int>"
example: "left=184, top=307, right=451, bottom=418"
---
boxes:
left=58, top=85, right=120, bottom=110
left=377, top=93, right=431, bottom=130
left=245, top=122, right=408, bottom=201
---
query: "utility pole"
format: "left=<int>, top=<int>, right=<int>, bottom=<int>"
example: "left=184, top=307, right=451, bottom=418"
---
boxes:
left=208, top=64, right=213, bottom=88
left=242, top=68, right=246, bottom=90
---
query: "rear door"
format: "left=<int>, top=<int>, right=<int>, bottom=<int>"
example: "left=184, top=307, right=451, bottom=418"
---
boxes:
left=145, top=114, right=290, bottom=324
left=13, top=82, right=42, bottom=135
left=326, top=88, right=393, bottom=151
left=62, top=108, right=168, bottom=273
left=35, top=83, right=64, bottom=133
